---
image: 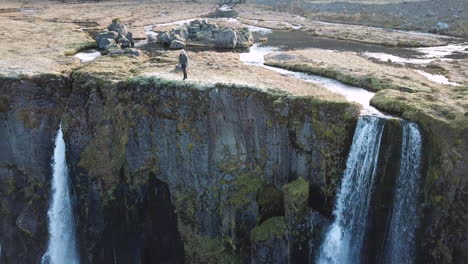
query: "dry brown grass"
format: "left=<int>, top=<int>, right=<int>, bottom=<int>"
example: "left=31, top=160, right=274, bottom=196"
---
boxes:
left=0, top=1, right=216, bottom=75
left=265, top=49, right=468, bottom=124
left=78, top=49, right=348, bottom=102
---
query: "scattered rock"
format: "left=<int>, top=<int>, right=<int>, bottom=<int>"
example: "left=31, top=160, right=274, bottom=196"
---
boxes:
left=95, top=20, right=138, bottom=56
left=153, top=19, right=252, bottom=50
left=126, top=32, right=135, bottom=48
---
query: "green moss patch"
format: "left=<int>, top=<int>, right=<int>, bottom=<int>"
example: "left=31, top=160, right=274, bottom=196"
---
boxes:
left=250, top=216, right=288, bottom=242
left=283, top=177, right=309, bottom=211
left=64, top=41, right=97, bottom=56
left=257, top=184, right=284, bottom=222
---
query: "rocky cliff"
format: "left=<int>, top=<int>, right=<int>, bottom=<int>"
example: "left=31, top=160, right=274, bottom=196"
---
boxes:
left=0, top=68, right=361, bottom=263
left=0, top=74, right=71, bottom=263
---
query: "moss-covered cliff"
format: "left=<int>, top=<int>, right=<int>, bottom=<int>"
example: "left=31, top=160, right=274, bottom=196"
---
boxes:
left=60, top=69, right=359, bottom=263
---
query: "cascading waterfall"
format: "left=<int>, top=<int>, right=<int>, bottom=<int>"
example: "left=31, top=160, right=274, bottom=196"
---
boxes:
left=316, top=116, right=385, bottom=264
left=41, top=126, right=79, bottom=264
left=382, top=122, right=423, bottom=264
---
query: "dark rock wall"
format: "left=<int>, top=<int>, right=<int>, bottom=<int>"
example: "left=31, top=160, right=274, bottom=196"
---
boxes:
left=364, top=119, right=403, bottom=264
left=0, top=74, right=72, bottom=263
left=63, top=73, right=359, bottom=263
left=1, top=70, right=464, bottom=263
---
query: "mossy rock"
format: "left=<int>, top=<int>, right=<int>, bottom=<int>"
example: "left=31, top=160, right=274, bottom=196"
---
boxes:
left=282, top=178, right=309, bottom=232
left=257, top=184, right=284, bottom=222
left=283, top=178, right=309, bottom=209
left=250, top=216, right=288, bottom=242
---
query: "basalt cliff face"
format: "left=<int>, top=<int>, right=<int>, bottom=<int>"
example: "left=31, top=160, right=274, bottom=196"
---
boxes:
left=0, top=70, right=360, bottom=263
left=64, top=70, right=359, bottom=263
left=0, top=74, right=71, bottom=263
left=0, top=67, right=466, bottom=263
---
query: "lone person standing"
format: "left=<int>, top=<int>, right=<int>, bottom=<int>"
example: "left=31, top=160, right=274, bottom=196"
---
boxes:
left=179, top=49, right=189, bottom=80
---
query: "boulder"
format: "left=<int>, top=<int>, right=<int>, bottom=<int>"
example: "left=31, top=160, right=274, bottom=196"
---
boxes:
left=97, top=38, right=116, bottom=50
left=434, top=21, right=449, bottom=32
left=108, top=49, right=124, bottom=55
left=171, top=33, right=186, bottom=42
left=126, top=32, right=135, bottom=48
left=124, top=48, right=140, bottom=56
left=108, top=20, right=128, bottom=36
left=117, top=35, right=131, bottom=48
left=214, top=28, right=237, bottom=49
left=236, top=27, right=253, bottom=48
left=196, top=30, right=214, bottom=42
left=169, top=40, right=186, bottom=49
left=156, top=32, right=171, bottom=44
left=174, top=26, right=189, bottom=40
left=96, top=31, right=118, bottom=45
left=188, top=26, right=200, bottom=34
left=102, top=43, right=120, bottom=55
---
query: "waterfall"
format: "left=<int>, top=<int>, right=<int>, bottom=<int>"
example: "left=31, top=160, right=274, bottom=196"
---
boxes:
left=316, top=116, right=385, bottom=264
left=382, top=122, right=423, bottom=264
left=41, top=126, right=79, bottom=264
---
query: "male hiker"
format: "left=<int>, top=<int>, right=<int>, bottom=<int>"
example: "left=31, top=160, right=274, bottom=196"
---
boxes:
left=179, top=49, right=189, bottom=80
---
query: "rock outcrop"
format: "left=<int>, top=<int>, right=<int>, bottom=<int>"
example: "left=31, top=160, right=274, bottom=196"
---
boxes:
left=95, top=19, right=138, bottom=56
left=155, top=19, right=253, bottom=49
left=250, top=217, right=290, bottom=264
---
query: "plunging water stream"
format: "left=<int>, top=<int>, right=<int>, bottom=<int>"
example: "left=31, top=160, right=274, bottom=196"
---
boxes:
left=239, top=36, right=424, bottom=264
left=381, top=122, right=423, bottom=264
left=316, top=116, right=385, bottom=264
left=41, top=126, right=79, bottom=264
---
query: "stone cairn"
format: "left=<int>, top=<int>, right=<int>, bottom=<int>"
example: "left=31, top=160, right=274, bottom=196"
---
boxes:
left=95, top=19, right=139, bottom=56
left=153, top=19, right=253, bottom=50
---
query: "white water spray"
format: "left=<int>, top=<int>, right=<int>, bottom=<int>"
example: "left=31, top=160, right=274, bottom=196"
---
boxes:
left=382, top=122, right=423, bottom=264
left=41, top=126, right=79, bottom=264
left=317, top=116, right=385, bottom=264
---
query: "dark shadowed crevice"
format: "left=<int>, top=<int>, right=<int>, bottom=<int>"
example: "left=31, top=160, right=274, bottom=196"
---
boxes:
left=92, top=172, right=184, bottom=264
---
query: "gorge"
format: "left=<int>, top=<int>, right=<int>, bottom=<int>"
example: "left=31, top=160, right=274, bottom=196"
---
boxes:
left=0, top=0, right=467, bottom=264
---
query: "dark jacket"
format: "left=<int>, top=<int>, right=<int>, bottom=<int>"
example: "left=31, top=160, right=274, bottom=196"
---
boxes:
left=179, top=53, right=189, bottom=66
